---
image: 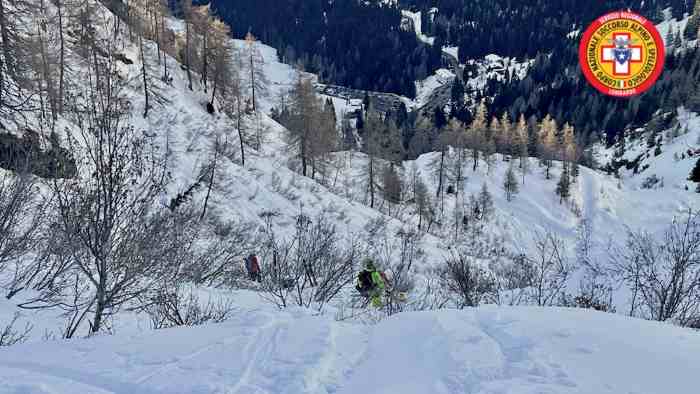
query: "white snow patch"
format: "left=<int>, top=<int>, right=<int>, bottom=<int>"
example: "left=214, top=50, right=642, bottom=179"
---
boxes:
left=1, top=307, right=698, bottom=393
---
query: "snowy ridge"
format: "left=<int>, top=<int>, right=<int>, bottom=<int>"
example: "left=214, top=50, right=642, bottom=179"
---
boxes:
left=1, top=307, right=698, bottom=393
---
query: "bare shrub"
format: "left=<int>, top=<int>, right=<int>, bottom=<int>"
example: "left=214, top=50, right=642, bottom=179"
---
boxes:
left=491, top=254, right=534, bottom=306
left=258, top=210, right=358, bottom=310
left=612, top=209, right=700, bottom=326
left=363, top=218, right=424, bottom=315
left=141, top=285, right=236, bottom=329
left=440, top=251, right=496, bottom=308
left=527, top=230, right=575, bottom=306
left=0, top=313, right=32, bottom=347
left=0, top=168, right=49, bottom=299
left=489, top=230, right=574, bottom=307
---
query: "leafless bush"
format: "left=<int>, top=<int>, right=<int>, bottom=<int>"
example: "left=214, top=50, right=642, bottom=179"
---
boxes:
left=140, top=285, right=236, bottom=329
left=439, top=248, right=497, bottom=308
left=526, top=230, right=575, bottom=306
left=612, top=209, right=700, bottom=326
left=164, top=207, right=257, bottom=288
left=0, top=313, right=32, bottom=347
left=0, top=167, right=49, bottom=299
left=488, top=230, right=575, bottom=307
left=407, top=272, right=451, bottom=311
left=258, top=210, right=357, bottom=311
left=363, top=219, right=424, bottom=315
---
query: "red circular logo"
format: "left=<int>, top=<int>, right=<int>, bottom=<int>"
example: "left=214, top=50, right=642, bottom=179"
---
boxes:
left=579, top=11, right=665, bottom=97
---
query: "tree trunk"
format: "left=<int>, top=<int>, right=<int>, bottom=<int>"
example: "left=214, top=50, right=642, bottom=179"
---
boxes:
left=250, top=50, right=256, bottom=112
left=57, top=0, right=65, bottom=114
left=201, top=28, right=208, bottom=92
left=201, top=137, right=220, bottom=220
left=236, top=96, right=245, bottom=166
left=436, top=148, right=445, bottom=197
left=0, top=0, right=13, bottom=94
left=185, top=21, right=193, bottom=90
left=210, top=78, right=217, bottom=106
left=91, top=272, right=107, bottom=335
left=139, top=35, right=149, bottom=117
left=369, top=155, right=375, bottom=208
left=301, top=143, right=308, bottom=176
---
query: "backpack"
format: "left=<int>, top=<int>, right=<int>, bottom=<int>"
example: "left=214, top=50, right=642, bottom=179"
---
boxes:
left=250, top=255, right=260, bottom=273
left=379, top=272, right=391, bottom=288
left=357, top=270, right=373, bottom=292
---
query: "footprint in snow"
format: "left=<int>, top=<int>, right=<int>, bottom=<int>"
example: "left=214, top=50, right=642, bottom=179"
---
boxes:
left=574, top=346, right=595, bottom=354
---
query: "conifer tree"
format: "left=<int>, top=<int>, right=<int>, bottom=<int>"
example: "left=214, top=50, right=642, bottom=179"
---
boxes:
left=666, top=26, right=675, bottom=50
left=515, top=114, right=529, bottom=175
left=181, top=0, right=194, bottom=90
left=245, top=32, right=269, bottom=112
left=503, top=163, right=519, bottom=202
left=468, top=101, right=488, bottom=171
left=556, top=169, right=571, bottom=203
left=415, top=175, right=434, bottom=231
left=689, top=159, right=700, bottom=185
left=485, top=116, right=499, bottom=173
left=478, top=183, right=495, bottom=221
left=539, top=115, right=557, bottom=180
left=499, top=112, right=512, bottom=159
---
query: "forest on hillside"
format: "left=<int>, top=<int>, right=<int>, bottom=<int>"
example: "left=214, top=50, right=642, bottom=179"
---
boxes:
left=198, top=0, right=699, bottom=150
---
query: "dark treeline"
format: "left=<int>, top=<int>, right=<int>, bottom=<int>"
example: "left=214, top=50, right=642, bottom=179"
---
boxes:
left=482, top=38, right=700, bottom=148
left=199, top=0, right=443, bottom=98
left=402, top=0, right=690, bottom=61
left=197, top=0, right=696, bottom=149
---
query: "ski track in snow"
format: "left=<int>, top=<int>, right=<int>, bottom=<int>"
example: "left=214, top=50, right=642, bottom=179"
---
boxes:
left=4, top=307, right=700, bottom=393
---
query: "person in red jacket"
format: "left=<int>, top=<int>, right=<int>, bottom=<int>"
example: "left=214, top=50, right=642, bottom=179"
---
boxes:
left=245, top=254, right=261, bottom=282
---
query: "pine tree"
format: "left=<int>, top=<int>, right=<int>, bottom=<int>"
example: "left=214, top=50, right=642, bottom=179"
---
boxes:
left=382, top=164, right=402, bottom=204
left=364, top=111, right=384, bottom=208
left=539, top=115, right=558, bottom=180
left=666, top=26, right=675, bottom=50
left=415, top=175, right=433, bottom=231
left=503, top=163, right=519, bottom=202
left=499, top=112, right=512, bottom=159
left=245, top=32, right=270, bottom=112
left=689, top=159, right=700, bottom=184
left=468, top=101, right=488, bottom=171
left=556, top=169, right=571, bottom=203
left=684, top=13, right=699, bottom=41
left=434, top=106, right=448, bottom=130
left=673, top=31, right=682, bottom=49
left=561, top=122, right=576, bottom=179
left=478, top=183, right=495, bottom=221
left=451, top=78, right=465, bottom=108
left=520, top=152, right=531, bottom=185
left=485, top=116, right=499, bottom=173
left=181, top=0, right=194, bottom=90
left=515, top=114, right=529, bottom=169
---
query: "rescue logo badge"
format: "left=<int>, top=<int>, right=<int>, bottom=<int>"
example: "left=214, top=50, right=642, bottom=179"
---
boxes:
left=579, top=11, right=665, bottom=97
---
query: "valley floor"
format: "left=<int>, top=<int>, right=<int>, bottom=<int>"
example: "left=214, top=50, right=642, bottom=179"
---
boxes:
left=1, top=306, right=698, bottom=394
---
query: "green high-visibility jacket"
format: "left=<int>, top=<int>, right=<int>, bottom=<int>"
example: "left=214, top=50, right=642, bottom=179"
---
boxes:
left=371, top=271, right=385, bottom=290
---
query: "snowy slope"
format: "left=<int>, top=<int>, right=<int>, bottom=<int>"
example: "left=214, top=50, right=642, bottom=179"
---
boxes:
left=0, top=0, right=453, bottom=343
left=401, top=10, right=435, bottom=45
left=1, top=307, right=698, bottom=393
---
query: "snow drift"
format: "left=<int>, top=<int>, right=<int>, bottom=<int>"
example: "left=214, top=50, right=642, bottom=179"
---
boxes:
left=0, top=307, right=698, bottom=394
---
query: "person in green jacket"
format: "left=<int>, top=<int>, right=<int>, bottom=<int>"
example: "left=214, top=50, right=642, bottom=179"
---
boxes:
left=356, top=259, right=386, bottom=308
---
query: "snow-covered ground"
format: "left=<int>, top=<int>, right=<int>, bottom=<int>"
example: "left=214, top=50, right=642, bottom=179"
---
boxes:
left=464, top=55, right=533, bottom=94
left=1, top=306, right=698, bottom=393
left=657, top=13, right=693, bottom=49
left=401, top=10, right=435, bottom=45
left=413, top=68, right=456, bottom=108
